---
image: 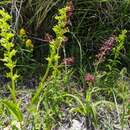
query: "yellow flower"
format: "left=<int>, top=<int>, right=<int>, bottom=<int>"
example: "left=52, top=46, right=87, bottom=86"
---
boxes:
left=25, top=39, right=34, bottom=48
left=19, top=28, right=26, bottom=36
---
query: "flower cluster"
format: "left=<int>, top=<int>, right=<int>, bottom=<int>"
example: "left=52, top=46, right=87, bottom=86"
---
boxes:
left=84, top=73, right=95, bottom=82
left=96, top=35, right=116, bottom=62
left=62, top=57, right=75, bottom=65
left=19, top=28, right=34, bottom=49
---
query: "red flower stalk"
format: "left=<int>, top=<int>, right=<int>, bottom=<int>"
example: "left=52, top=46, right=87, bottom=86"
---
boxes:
left=96, top=35, right=116, bottom=62
left=84, top=73, right=95, bottom=82
left=62, top=57, right=75, bottom=65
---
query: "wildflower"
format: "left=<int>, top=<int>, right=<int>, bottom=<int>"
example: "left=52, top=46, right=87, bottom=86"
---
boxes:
left=19, top=28, right=26, bottom=36
left=63, top=57, right=74, bottom=65
left=96, top=35, right=116, bottom=62
left=25, top=39, right=34, bottom=48
left=84, top=73, right=95, bottom=82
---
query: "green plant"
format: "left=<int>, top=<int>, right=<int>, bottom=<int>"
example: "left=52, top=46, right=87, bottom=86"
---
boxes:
left=29, top=6, right=72, bottom=129
left=0, top=9, right=23, bottom=129
left=31, top=6, right=69, bottom=104
left=0, top=5, right=72, bottom=130
left=0, top=9, right=19, bottom=103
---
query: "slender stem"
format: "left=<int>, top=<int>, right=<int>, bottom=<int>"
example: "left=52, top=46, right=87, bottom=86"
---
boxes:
left=31, top=65, right=50, bottom=104
left=11, top=68, right=16, bottom=103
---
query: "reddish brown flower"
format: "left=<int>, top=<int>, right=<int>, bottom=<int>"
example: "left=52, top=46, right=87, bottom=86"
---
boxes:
left=96, top=35, right=116, bottom=62
left=84, top=73, right=95, bottom=82
left=62, top=57, right=75, bottom=65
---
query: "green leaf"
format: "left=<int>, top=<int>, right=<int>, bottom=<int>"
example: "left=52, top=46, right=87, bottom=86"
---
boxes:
left=1, top=100, right=23, bottom=122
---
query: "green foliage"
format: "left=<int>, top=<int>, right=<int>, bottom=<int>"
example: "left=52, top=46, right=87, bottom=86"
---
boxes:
left=0, top=9, right=23, bottom=130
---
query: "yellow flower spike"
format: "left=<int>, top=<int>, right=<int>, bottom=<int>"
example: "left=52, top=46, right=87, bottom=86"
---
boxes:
left=25, top=39, right=34, bottom=48
left=19, top=28, right=26, bottom=36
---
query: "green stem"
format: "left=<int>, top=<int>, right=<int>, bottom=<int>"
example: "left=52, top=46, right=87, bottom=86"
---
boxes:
left=11, top=68, right=16, bottom=103
left=31, top=66, right=50, bottom=104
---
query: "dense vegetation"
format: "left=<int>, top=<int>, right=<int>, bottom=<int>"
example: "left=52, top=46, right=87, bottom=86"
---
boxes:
left=0, top=0, right=130, bottom=130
